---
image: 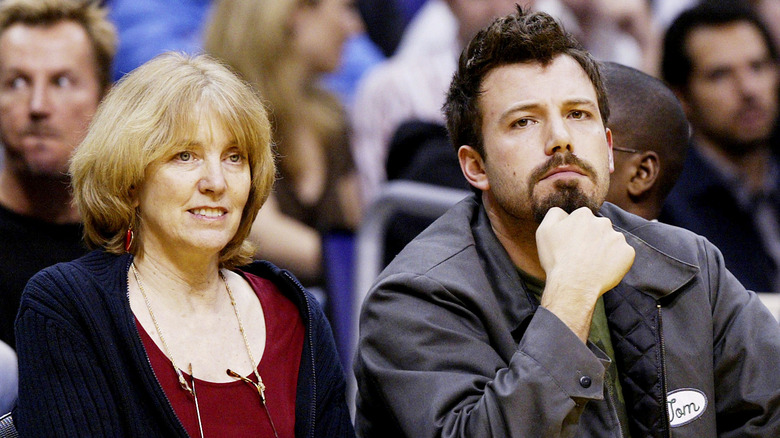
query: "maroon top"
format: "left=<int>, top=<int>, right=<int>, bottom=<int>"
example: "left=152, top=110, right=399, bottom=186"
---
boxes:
left=136, top=271, right=304, bottom=437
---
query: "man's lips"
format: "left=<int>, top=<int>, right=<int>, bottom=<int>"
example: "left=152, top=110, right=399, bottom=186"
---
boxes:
left=23, top=124, right=59, bottom=138
left=540, top=165, right=587, bottom=180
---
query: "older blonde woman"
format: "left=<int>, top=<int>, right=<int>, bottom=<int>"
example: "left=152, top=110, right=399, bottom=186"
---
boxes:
left=14, top=53, right=354, bottom=438
left=205, top=0, right=363, bottom=287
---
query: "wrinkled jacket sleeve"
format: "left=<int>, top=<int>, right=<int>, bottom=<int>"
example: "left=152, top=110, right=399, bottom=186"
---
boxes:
left=14, top=270, right=125, bottom=437
left=354, top=272, right=607, bottom=438
left=707, top=239, right=780, bottom=437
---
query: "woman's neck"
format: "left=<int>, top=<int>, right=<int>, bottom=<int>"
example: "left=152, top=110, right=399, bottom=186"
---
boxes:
left=132, top=251, right=225, bottom=312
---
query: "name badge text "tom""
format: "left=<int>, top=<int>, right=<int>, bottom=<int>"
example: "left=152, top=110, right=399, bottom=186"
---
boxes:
left=666, top=388, right=707, bottom=427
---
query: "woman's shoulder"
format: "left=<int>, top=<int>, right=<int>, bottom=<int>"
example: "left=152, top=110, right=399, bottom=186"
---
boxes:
left=31, top=250, right=126, bottom=282
left=23, top=250, right=130, bottom=306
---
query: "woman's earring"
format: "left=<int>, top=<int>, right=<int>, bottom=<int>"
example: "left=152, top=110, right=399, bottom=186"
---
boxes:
left=125, top=228, right=135, bottom=252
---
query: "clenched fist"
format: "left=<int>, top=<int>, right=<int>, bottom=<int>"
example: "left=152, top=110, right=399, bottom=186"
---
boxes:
left=536, top=206, right=635, bottom=342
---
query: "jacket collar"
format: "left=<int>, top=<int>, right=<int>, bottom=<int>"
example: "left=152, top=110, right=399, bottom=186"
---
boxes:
left=469, top=198, right=538, bottom=332
left=600, top=202, right=699, bottom=301
left=614, top=228, right=699, bottom=300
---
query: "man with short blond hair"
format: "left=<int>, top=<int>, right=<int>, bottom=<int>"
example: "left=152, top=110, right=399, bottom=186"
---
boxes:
left=0, top=0, right=117, bottom=349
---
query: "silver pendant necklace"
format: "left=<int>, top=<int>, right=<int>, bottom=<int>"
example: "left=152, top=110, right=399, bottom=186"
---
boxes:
left=131, top=263, right=279, bottom=438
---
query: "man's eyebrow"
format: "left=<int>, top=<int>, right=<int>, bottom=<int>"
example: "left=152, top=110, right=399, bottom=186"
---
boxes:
left=0, top=67, right=26, bottom=77
left=498, top=97, right=599, bottom=121
left=498, top=101, right=542, bottom=121
left=563, top=97, right=599, bottom=108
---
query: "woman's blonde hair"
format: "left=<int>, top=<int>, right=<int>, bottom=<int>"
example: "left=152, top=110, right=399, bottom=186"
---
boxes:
left=204, top=0, right=343, bottom=180
left=70, top=52, right=275, bottom=269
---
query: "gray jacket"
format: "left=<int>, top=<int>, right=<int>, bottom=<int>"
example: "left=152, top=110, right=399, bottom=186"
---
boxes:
left=354, top=195, right=780, bottom=437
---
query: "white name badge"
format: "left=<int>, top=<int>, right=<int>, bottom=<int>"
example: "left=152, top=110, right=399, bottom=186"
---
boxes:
left=666, top=388, right=707, bottom=427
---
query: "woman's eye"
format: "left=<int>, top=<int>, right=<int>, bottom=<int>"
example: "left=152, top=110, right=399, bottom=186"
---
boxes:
left=178, top=151, right=192, bottom=161
left=228, top=153, right=242, bottom=163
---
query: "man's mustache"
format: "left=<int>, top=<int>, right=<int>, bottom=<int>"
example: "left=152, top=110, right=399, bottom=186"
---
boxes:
left=528, top=151, right=597, bottom=186
left=22, top=123, right=58, bottom=137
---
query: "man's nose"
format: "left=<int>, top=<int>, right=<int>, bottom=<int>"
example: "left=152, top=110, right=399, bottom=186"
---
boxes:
left=29, top=83, right=52, bottom=119
left=545, top=115, right=573, bottom=155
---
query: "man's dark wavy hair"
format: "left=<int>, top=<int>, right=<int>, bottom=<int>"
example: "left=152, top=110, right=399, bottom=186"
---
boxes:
left=443, top=5, right=609, bottom=157
left=662, top=1, right=779, bottom=91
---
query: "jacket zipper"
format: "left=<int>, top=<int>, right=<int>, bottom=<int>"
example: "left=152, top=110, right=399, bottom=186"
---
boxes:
left=657, top=304, right=671, bottom=438
left=125, top=262, right=189, bottom=438
left=605, top=377, right=625, bottom=438
left=283, top=270, right=317, bottom=438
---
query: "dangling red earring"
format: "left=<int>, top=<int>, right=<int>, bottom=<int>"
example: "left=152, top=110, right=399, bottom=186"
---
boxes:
left=125, top=228, right=134, bottom=252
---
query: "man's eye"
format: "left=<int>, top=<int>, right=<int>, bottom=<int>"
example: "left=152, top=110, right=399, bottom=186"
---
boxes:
left=706, top=69, right=729, bottom=82
left=9, top=77, right=27, bottom=89
left=512, top=118, right=530, bottom=128
left=751, top=59, right=774, bottom=74
left=571, top=110, right=585, bottom=119
left=55, top=76, right=72, bottom=87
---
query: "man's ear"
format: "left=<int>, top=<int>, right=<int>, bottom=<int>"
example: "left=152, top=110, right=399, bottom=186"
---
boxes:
left=458, top=145, right=489, bottom=191
left=627, top=151, right=660, bottom=197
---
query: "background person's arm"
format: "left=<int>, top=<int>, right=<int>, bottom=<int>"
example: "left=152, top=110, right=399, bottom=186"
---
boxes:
left=250, top=195, right=322, bottom=283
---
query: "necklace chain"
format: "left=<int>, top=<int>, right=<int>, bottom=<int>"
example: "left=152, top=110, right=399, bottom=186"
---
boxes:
left=131, top=263, right=193, bottom=394
left=222, top=271, right=264, bottom=393
left=131, top=263, right=278, bottom=438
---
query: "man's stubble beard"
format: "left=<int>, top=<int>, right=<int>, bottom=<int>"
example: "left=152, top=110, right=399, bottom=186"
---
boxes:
left=695, top=100, right=778, bottom=159
left=527, top=151, right=605, bottom=223
left=531, top=179, right=601, bottom=223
